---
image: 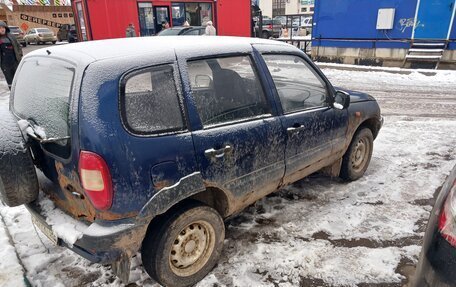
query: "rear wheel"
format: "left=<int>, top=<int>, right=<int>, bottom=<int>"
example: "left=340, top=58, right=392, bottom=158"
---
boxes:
left=52, top=41, right=56, bottom=44
left=340, top=128, right=374, bottom=181
left=21, top=42, right=27, bottom=47
left=141, top=201, right=225, bottom=287
left=262, top=31, right=270, bottom=39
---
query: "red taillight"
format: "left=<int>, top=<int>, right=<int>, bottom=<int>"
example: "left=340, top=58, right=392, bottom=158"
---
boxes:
left=79, top=151, right=113, bottom=210
left=268, top=24, right=273, bottom=29
left=438, top=180, right=456, bottom=247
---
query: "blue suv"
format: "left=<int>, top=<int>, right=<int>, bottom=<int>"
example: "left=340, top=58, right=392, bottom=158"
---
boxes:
left=0, top=36, right=382, bottom=287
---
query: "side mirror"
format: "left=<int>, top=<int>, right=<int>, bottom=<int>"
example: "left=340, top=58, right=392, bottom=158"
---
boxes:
left=333, top=90, right=350, bottom=110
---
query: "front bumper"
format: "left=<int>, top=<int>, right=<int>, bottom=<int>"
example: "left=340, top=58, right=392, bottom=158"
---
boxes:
left=26, top=200, right=148, bottom=265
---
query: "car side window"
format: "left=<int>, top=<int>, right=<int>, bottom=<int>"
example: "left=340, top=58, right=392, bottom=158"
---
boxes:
left=263, top=54, right=328, bottom=113
left=121, top=65, right=185, bottom=134
left=187, top=55, right=271, bottom=127
left=184, top=29, right=199, bottom=36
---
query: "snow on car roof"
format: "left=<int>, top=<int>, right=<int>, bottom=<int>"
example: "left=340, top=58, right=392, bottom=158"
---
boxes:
left=25, top=36, right=290, bottom=64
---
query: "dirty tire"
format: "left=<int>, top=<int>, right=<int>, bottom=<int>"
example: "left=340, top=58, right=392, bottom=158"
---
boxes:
left=0, top=108, right=39, bottom=207
left=340, top=128, right=374, bottom=181
left=141, top=201, right=225, bottom=287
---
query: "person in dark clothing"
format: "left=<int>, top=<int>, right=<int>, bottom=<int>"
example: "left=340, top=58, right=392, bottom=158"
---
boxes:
left=0, top=21, right=23, bottom=89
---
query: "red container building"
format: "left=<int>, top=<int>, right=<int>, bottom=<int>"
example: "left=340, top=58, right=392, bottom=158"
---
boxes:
left=71, top=0, right=251, bottom=40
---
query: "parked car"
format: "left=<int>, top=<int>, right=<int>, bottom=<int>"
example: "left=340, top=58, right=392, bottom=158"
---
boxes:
left=414, top=164, right=456, bottom=287
left=259, top=18, right=282, bottom=38
left=274, top=16, right=287, bottom=26
left=0, top=37, right=383, bottom=287
left=24, top=28, right=57, bottom=45
left=157, top=26, right=206, bottom=36
left=57, top=24, right=78, bottom=43
left=8, top=26, right=26, bottom=47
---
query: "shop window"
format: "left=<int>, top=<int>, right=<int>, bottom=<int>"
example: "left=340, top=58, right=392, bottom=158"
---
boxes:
left=138, top=3, right=155, bottom=36
left=171, top=3, right=212, bottom=27
left=172, top=3, right=185, bottom=26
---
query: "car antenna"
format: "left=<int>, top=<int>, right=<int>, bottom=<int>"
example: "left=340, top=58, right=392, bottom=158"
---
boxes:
left=46, top=50, right=51, bottom=55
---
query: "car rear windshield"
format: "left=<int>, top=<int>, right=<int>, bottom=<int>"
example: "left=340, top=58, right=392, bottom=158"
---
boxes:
left=9, top=27, right=20, bottom=33
left=13, top=58, right=74, bottom=142
left=37, top=28, right=51, bottom=33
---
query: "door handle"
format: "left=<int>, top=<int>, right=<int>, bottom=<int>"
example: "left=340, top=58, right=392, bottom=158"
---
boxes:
left=287, top=125, right=305, bottom=134
left=205, top=145, right=233, bottom=159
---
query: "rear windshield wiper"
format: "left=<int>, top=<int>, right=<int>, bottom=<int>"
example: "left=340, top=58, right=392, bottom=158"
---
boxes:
left=18, top=119, right=70, bottom=144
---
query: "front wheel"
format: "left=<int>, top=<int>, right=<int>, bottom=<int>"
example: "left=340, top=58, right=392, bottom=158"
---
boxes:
left=141, top=201, right=225, bottom=287
left=340, top=128, right=374, bottom=181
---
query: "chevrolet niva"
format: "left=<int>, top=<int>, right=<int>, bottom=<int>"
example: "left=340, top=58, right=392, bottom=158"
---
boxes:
left=0, top=37, right=382, bottom=287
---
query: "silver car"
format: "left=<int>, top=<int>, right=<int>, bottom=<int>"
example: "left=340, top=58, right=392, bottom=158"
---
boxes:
left=8, top=26, right=26, bottom=47
left=24, top=28, right=57, bottom=45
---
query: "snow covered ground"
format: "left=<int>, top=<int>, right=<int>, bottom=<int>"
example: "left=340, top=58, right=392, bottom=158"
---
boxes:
left=0, top=65, right=455, bottom=287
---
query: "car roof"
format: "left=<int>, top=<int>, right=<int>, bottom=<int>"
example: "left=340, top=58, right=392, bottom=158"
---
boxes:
left=25, top=36, right=291, bottom=64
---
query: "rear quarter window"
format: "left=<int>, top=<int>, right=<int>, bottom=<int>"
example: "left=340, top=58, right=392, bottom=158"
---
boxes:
left=120, top=65, right=185, bottom=135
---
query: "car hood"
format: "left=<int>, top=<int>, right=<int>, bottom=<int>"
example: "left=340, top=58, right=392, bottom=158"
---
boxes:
left=336, top=87, right=376, bottom=103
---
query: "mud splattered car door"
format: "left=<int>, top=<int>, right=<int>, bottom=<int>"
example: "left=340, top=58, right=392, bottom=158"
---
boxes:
left=262, top=54, right=340, bottom=185
left=185, top=55, right=286, bottom=208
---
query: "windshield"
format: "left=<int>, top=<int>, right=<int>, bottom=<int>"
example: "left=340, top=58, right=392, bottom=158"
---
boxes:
left=13, top=58, right=74, bottom=142
left=157, top=28, right=183, bottom=36
left=37, top=28, right=51, bottom=33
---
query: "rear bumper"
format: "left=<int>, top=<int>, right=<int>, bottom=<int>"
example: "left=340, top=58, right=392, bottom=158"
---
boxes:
left=26, top=201, right=148, bottom=265
left=37, top=36, right=56, bottom=42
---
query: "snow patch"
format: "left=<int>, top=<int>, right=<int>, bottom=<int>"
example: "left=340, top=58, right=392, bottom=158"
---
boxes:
left=0, top=215, right=26, bottom=287
left=38, top=195, right=88, bottom=247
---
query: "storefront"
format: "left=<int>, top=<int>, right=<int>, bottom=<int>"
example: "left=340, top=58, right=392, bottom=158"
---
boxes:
left=71, top=0, right=251, bottom=40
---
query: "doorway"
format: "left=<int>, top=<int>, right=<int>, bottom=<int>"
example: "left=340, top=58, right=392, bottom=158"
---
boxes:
left=154, top=6, right=170, bottom=34
left=414, top=0, right=456, bottom=39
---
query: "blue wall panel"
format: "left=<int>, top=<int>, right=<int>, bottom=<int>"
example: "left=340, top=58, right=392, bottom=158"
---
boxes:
left=312, top=0, right=418, bottom=40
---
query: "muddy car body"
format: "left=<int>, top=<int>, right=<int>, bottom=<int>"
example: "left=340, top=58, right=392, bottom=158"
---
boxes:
left=1, top=37, right=382, bottom=286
